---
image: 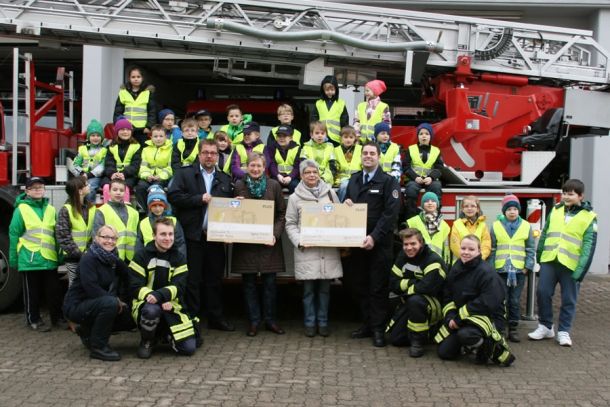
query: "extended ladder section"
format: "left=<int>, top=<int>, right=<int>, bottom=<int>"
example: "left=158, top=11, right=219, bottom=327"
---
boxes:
left=0, top=0, right=608, bottom=84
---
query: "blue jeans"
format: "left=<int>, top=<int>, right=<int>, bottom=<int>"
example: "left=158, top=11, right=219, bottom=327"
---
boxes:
left=242, top=273, right=277, bottom=325
left=87, top=176, right=101, bottom=204
left=499, top=272, right=526, bottom=325
left=537, top=262, right=580, bottom=332
left=337, top=179, right=349, bottom=202
left=302, top=280, right=331, bottom=327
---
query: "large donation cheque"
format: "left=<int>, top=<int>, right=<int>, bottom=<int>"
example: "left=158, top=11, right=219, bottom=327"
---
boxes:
left=299, top=203, right=367, bottom=247
left=207, top=198, right=275, bottom=244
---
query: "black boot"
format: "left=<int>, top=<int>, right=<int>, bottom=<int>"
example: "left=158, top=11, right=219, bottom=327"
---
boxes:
left=408, top=332, right=426, bottom=358
left=137, top=339, right=154, bottom=359
left=508, top=325, right=521, bottom=343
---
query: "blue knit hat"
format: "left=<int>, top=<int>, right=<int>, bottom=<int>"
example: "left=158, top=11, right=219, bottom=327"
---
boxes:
left=158, top=108, right=175, bottom=123
left=147, top=185, right=169, bottom=212
left=416, top=122, right=434, bottom=139
left=374, top=122, right=391, bottom=138
left=421, top=191, right=440, bottom=207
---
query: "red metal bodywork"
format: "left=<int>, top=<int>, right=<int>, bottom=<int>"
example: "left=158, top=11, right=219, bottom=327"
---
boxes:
left=392, top=56, right=564, bottom=179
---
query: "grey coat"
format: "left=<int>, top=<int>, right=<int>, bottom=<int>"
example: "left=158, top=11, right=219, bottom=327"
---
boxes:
left=285, top=180, right=343, bottom=280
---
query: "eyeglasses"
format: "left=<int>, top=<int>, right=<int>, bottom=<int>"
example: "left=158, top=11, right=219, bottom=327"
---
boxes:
left=98, top=235, right=118, bottom=242
left=200, top=151, right=218, bottom=156
left=27, top=186, right=45, bottom=190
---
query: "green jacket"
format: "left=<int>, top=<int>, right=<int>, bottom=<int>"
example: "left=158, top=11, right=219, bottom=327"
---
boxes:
left=537, top=201, right=597, bottom=282
left=9, top=193, right=59, bottom=271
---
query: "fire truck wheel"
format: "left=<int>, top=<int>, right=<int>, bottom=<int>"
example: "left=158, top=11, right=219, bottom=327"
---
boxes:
left=0, top=230, right=21, bottom=311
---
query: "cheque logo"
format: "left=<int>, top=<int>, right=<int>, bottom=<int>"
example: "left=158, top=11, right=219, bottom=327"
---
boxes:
left=230, top=200, right=241, bottom=208
left=323, top=204, right=334, bottom=213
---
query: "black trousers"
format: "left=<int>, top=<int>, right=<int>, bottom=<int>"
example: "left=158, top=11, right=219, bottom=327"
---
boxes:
left=437, top=325, right=484, bottom=360
left=387, top=295, right=430, bottom=346
left=185, top=234, right=227, bottom=321
left=65, top=296, right=134, bottom=349
left=22, top=269, right=63, bottom=325
left=343, top=238, right=392, bottom=332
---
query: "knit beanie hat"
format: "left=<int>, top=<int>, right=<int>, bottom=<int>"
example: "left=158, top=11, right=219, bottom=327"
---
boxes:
left=147, top=185, right=169, bottom=210
left=416, top=122, right=434, bottom=139
left=114, top=118, right=133, bottom=135
left=365, top=79, right=387, bottom=97
left=502, top=194, right=521, bottom=214
left=158, top=108, right=174, bottom=123
left=86, top=119, right=104, bottom=141
left=421, top=191, right=440, bottom=207
left=374, top=122, right=391, bottom=138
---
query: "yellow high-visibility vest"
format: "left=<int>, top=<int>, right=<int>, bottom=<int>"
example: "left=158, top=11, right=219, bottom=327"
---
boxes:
left=493, top=220, right=531, bottom=269
left=139, top=216, right=177, bottom=246
left=139, top=140, right=173, bottom=181
left=77, top=145, right=107, bottom=172
left=118, top=88, right=150, bottom=129
left=316, top=99, right=346, bottom=144
left=407, top=214, right=450, bottom=261
left=333, top=144, right=362, bottom=185
left=540, top=206, right=596, bottom=271
left=220, top=124, right=244, bottom=144
left=357, top=101, right=388, bottom=143
left=17, top=204, right=57, bottom=262
left=235, top=144, right=265, bottom=172
left=64, top=204, right=96, bottom=253
left=98, top=204, right=139, bottom=261
left=408, top=144, right=440, bottom=177
left=274, top=146, right=300, bottom=174
left=108, top=143, right=141, bottom=172
left=175, top=138, right=199, bottom=167
left=380, top=143, right=400, bottom=173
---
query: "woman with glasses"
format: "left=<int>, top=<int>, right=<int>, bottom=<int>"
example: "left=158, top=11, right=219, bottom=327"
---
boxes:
left=63, top=225, right=135, bottom=361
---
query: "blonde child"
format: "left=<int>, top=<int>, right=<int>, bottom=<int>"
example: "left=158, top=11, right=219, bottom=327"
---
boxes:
left=171, top=118, right=199, bottom=171
left=136, top=124, right=173, bottom=210
left=71, top=119, right=107, bottom=204
left=354, top=79, right=390, bottom=144
left=220, top=104, right=252, bottom=144
left=267, top=125, right=301, bottom=193
left=331, top=126, right=362, bottom=201
left=268, top=104, right=302, bottom=146
left=450, top=195, right=491, bottom=261
left=313, top=75, right=349, bottom=147
left=102, top=118, right=141, bottom=203
left=230, top=122, right=265, bottom=181
left=374, top=122, right=402, bottom=182
left=300, top=121, right=334, bottom=185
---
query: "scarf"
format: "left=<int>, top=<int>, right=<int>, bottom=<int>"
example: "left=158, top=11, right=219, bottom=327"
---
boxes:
left=303, top=181, right=321, bottom=199
left=366, top=97, right=381, bottom=120
left=379, top=141, right=390, bottom=154
left=424, top=212, right=440, bottom=236
left=89, top=241, right=119, bottom=267
left=245, top=174, right=267, bottom=199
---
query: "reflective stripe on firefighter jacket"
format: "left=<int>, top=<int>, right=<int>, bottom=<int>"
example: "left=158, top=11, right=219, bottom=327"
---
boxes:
left=540, top=206, right=597, bottom=271
left=78, top=145, right=107, bottom=173
left=408, top=144, right=440, bottom=177
left=108, top=143, right=141, bottom=172
left=406, top=215, right=450, bottom=262
left=175, top=138, right=199, bottom=167
left=139, top=216, right=177, bottom=247
left=271, top=127, right=302, bottom=146
left=64, top=204, right=96, bottom=253
left=333, top=144, right=362, bottom=184
left=316, top=99, right=346, bottom=144
left=274, top=145, right=300, bottom=174
left=17, top=203, right=57, bottom=262
left=139, top=140, right=173, bottom=181
left=357, top=101, right=388, bottom=143
left=493, top=220, right=531, bottom=270
left=98, top=204, right=139, bottom=261
left=380, top=142, right=400, bottom=173
left=118, top=88, right=150, bottom=128
left=235, top=143, right=265, bottom=171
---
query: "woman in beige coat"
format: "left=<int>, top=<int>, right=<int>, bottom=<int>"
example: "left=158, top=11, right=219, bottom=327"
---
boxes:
left=285, top=159, right=343, bottom=337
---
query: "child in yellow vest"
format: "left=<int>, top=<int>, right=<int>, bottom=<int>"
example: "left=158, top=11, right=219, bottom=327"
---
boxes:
left=312, top=76, right=349, bottom=147
left=171, top=118, right=199, bottom=172
left=230, top=122, right=266, bottom=181
left=102, top=118, right=141, bottom=203
left=9, top=177, right=63, bottom=331
left=215, top=131, right=232, bottom=174
left=450, top=195, right=491, bottom=261
left=267, top=125, right=301, bottom=193
left=220, top=104, right=252, bottom=144
left=528, top=179, right=597, bottom=347
left=374, top=122, right=402, bottom=182
left=354, top=79, right=391, bottom=144
left=405, top=192, right=450, bottom=264
left=71, top=119, right=108, bottom=204
left=331, top=126, right=362, bottom=201
left=136, top=124, right=173, bottom=211
left=268, top=104, right=303, bottom=147
left=93, top=179, right=139, bottom=262
left=300, top=121, right=334, bottom=185
left=489, top=194, right=535, bottom=343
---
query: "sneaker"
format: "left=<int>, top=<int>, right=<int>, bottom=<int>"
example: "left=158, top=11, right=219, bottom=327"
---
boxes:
left=556, top=331, right=572, bottom=347
left=30, top=320, right=51, bottom=332
left=528, top=324, right=555, bottom=340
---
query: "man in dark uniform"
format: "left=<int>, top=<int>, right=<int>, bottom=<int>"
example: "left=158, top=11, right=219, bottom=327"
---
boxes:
left=168, top=139, right=235, bottom=338
left=344, top=141, right=401, bottom=347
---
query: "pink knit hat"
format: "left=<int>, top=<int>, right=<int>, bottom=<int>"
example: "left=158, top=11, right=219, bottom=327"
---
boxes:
left=365, top=79, right=387, bottom=97
left=501, top=194, right=521, bottom=214
left=114, top=118, right=133, bottom=135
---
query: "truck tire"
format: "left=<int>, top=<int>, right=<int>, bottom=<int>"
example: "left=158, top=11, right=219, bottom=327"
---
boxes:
left=0, top=229, right=21, bottom=311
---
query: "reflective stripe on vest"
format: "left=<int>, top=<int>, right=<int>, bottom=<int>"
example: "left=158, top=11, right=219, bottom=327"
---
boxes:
left=380, top=143, right=400, bottom=173
left=493, top=220, right=530, bottom=269
left=271, top=127, right=302, bottom=145
left=407, top=215, right=450, bottom=258
left=118, top=88, right=150, bottom=128
left=17, top=203, right=57, bottom=262
left=176, top=138, right=199, bottom=166
left=302, top=142, right=333, bottom=172
left=139, top=140, right=173, bottom=180
left=274, top=146, right=300, bottom=174
left=235, top=144, right=265, bottom=171
left=98, top=204, right=139, bottom=261
left=316, top=99, right=346, bottom=144
left=357, top=101, right=388, bottom=142
left=333, top=144, right=362, bottom=183
left=139, top=216, right=177, bottom=246
left=109, top=143, right=141, bottom=172
left=78, top=145, right=107, bottom=172
left=408, top=144, right=440, bottom=177
left=540, top=206, right=597, bottom=271
left=64, top=204, right=96, bottom=253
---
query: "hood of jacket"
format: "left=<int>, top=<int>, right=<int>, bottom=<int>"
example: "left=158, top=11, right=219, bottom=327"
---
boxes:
left=319, top=75, right=339, bottom=101
left=14, top=193, right=49, bottom=209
